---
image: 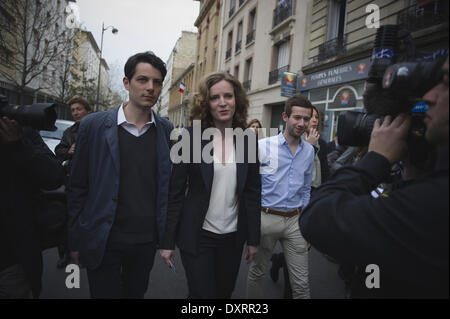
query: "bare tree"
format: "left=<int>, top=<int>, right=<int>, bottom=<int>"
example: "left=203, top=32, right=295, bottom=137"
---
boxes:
left=108, top=61, right=128, bottom=101
left=0, top=0, right=76, bottom=104
left=54, top=41, right=76, bottom=103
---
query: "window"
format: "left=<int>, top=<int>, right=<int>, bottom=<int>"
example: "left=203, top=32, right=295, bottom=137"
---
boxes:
left=327, top=0, right=347, bottom=41
left=277, top=41, right=290, bottom=69
left=42, top=66, right=48, bottom=81
left=229, top=0, right=236, bottom=18
left=33, top=29, right=39, bottom=49
left=226, top=30, right=233, bottom=60
left=0, top=47, right=11, bottom=65
left=269, top=39, right=290, bottom=84
left=234, top=64, right=240, bottom=80
left=236, top=21, right=243, bottom=53
left=247, top=8, right=256, bottom=44
left=245, top=58, right=253, bottom=81
left=318, top=0, right=347, bottom=61
left=0, top=9, right=11, bottom=31
left=399, top=0, right=446, bottom=31
left=243, top=58, right=253, bottom=91
left=273, top=0, right=293, bottom=28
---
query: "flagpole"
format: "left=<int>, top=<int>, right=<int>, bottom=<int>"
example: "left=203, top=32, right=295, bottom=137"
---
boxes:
left=180, top=81, right=185, bottom=127
left=180, top=91, right=184, bottom=127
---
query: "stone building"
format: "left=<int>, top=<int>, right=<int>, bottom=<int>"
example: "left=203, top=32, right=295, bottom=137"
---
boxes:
left=193, top=0, right=223, bottom=89
left=160, top=31, right=197, bottom=118
left=219, top=0, right=310, bottom=133
left=300, top=0, right=448, bottom=141
left=169, top=63, right=195, bottom=127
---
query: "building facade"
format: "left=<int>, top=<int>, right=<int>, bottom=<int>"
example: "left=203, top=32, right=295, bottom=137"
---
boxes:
left=219, top=0, right=310, bottom=134
left=300, top=0, right=449, bottom=141
left=0, top=0, right=75, bottom=109
left=160, top=31, right=197, bottom=118
left=193, top=0, right=223, bottom=89
left=71, top=29, right=110, bottom=110
left=168, top=63, right=195, bottom=127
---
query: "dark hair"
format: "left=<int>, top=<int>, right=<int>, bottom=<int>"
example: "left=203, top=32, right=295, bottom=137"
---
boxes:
left=247, top=119, right=262, bottom=129
left=284, top=94, right=313, bottom=118
left=67, top=96, right=91, bottom=112
left=124, top=51, right=167, bottom=82
left=190, top=72, right=248, bottom=130
left=311, top=105, right=322, bottom=132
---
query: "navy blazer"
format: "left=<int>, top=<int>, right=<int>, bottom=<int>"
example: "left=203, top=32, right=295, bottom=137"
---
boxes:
left=161, top=126, right=261, bottom=255
left=67, top=107, right=173, bottom=269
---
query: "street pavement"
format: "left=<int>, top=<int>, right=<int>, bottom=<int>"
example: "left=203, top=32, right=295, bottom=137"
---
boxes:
left=40, top=244, right=345, bottom=299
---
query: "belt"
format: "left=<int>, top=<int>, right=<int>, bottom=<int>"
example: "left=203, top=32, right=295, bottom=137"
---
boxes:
left=261, top=206, right=302, bottom=217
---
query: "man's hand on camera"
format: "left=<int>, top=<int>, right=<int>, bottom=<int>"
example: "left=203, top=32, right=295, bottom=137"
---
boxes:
left=0, top=116, right=23, bottom=144
left=368, top=113, right=411, bottom=165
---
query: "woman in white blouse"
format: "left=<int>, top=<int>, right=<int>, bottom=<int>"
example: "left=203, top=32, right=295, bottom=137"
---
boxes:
left=160, top=72, right=261, bottom=299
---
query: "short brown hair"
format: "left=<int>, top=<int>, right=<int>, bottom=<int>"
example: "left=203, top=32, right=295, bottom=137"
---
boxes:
left=284, top=94, right=313, bottom=118
left=247, top=119, right=262, bottom=129
left=190, top=72, right=248, bottom=130
left=67, top=96, right=91, bottom=112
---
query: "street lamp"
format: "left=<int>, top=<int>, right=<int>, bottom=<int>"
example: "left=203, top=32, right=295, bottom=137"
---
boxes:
left=95, top=22, right=118, bottom=112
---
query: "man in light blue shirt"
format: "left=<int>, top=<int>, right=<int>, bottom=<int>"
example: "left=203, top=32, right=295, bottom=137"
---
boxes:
left=247, top=95, right=315, bottom=299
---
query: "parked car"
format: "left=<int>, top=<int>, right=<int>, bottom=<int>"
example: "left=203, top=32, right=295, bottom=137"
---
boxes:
left=40, top=119, right=74, bottom=154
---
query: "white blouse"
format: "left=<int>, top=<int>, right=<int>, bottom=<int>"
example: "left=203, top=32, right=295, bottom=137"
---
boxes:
left=202, top=146, right=239, bottom=234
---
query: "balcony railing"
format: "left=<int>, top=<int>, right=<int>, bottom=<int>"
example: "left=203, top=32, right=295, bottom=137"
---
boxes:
left=235, top=40, right=242, bottom=53
left=246, top=30, right=255, bottom=45
left=398, top=0, right=445, bottom=32
left=229, top=6, right=235, bottom=18
left=273, top=0, right=293, bottom=28
left=225, top=48, right=232, bottom=60
left=317, top=36, right=347, bottom=62
left=268, top=65, right=289, bottom=85
left=243, top=80, right=251, bottom=92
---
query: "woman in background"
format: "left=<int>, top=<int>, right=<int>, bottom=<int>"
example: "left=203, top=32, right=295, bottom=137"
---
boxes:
left=247, top=119, right=264, bottom=139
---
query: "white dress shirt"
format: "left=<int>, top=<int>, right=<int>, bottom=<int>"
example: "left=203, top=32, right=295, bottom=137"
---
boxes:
left=117, top=104, right=156, bottom=137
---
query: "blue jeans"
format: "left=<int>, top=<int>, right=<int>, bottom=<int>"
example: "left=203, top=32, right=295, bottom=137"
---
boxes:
left=87, top=241, right=156, bottom=299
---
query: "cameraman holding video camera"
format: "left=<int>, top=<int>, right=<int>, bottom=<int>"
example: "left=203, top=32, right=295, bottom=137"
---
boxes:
left=299, top=35, right=448, bottom=298
left=0, top=109, right=64, bottom=298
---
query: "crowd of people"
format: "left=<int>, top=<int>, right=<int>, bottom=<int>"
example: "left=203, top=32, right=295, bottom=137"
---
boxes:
left=0, top=51, right=448, bottom=299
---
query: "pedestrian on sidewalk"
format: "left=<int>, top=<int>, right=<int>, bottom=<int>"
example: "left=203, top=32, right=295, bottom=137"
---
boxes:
left=247, top=94, right=315, bottom=299
left=67, top=52, right=173, bottom=299
left=160, top=72, right=261, bottom=299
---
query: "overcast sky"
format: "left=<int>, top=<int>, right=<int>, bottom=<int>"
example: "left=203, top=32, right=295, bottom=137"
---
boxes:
left=75, top=0, right=200, bottom=75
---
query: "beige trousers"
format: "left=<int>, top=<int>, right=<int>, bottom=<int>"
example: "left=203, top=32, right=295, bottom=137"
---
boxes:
left=247, top=211, right=310, bottom=299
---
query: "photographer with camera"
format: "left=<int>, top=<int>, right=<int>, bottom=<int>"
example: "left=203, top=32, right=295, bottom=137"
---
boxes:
left=299, top=56, right=449, bottom=298
left=0, top=109, right=64, bottom=298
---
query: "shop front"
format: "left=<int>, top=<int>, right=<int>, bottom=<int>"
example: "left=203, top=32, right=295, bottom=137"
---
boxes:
left=298, top=58, right=372, bottom=142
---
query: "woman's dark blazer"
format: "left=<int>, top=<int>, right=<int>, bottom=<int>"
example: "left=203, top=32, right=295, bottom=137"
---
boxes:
left=161, top=126, right=261, bottom=255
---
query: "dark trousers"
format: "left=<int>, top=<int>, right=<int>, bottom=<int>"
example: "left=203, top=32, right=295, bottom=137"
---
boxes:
left=86, top=241, right=157, bottom=299
left=180, top=229, right=243, bottom=299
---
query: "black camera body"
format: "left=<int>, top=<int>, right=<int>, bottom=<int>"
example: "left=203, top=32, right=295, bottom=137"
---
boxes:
left=338, top=25, right=447, bottom=149
left=0, top=94, right=57, bottom=131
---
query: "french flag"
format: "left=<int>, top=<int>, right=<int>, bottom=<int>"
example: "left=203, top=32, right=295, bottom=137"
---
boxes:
left=179, top=82, right=186, bottom=93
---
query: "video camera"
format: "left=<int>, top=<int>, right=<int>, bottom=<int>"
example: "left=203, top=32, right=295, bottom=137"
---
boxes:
left=337, top=25, right=447, bottom=148
left=0, top=94, right=57, bottom=131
